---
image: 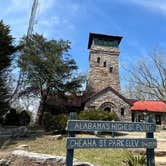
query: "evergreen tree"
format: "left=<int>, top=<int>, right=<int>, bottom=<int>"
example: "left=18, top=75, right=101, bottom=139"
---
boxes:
left=18, top=34, right=84, bottom=125
left=0, top=20, right=17, bottom=118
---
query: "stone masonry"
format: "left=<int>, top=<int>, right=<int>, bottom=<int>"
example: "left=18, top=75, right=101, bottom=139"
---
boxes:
left=85, top=33, right=131, bottom=121
left=87, top=34, right=121, bottom=92
left=86, top=45, right=121, bottom=93
left=84, top=87, right=131, bottom=121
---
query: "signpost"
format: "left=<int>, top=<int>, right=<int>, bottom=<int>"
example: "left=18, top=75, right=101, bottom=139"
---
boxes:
left=66, top=113, right=157, bottom=166
left=67, top=138, right=156, bottom=149
left=67, top=120, right=156, bottom=132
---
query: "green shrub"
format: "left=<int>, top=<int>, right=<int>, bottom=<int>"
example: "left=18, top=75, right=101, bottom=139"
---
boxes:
left=4, top=108, right=19, bottom=125
left=78, top=109, right=119, bottom=121
left=42, top=112, right=68, bottom=133
left=42, top=112, right=55, bottom=131
left=54, top=114, right=68, bottom=133
left=125, top=151, right=147, bottom=166
left=19, top=110, right=31, bottom=126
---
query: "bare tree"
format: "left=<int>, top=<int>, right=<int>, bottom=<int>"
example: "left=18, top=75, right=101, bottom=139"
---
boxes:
left=124, top=50, right=166, bottom=102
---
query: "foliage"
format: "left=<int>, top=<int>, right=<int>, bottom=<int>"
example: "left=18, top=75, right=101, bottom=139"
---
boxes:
left=124, top=151, right=147, bottom=166
left=78, top=109, right=119, bottom=121
left=1, top=108, right=31, bottom=126
left=54, top=114, right=68, bottom=133
left=0, top=20, right=18, bottom=117
left=42, top=112, right=68, bottom=132
left=3, top=108, right=19, bottom=125
left=124, top=50, right=166, bottom=102
left=19, top=110, right=31, bottom=125
left=18, top=34, right=84, bottom=125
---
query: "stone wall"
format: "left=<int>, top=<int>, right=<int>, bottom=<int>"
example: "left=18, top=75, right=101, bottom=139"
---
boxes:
left=84, top=90, right=131, bottom=121
left=86, top=45, right=121, bottom=93
left=0, top=126, right=28, bottom=137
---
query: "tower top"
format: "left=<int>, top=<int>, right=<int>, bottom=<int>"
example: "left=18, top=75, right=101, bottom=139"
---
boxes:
left=88, top=33, right=123, bottom=49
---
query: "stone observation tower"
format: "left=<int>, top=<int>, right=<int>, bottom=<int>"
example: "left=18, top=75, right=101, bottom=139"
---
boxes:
left=86, top=33, right=122, bottom=93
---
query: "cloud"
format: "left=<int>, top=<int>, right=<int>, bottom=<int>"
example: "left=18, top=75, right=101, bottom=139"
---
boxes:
left=3, top=0, right=31, bottom=16
left=39, top=0, right=56, bottom=14
left=127, top=0, right=166, bottom=15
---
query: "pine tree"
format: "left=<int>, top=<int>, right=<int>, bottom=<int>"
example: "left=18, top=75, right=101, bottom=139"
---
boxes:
left=18, top=34, right=84, bottom=125
left=0, top=20, right=17, bottom=117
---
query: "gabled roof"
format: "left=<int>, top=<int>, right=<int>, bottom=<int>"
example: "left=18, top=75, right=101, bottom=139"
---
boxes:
left=84, top=86, right=131, bottom=105
left=130, top=100, right=166, bottom=113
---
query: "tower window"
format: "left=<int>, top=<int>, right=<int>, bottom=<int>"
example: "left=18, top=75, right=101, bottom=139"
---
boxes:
left=109, top=66, right=113, bottom=73
left=103, top=61, right=106, bottom=67
left=121, top=108, right=124, bottom=116
left=97, top=57, right=100, bottom=63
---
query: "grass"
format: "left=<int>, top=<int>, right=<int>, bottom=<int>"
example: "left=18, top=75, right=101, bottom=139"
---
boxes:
left=0, top=134, right=129, bottom=166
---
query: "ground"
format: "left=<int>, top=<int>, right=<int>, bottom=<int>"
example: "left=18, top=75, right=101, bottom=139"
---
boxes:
left=0, top=130, right=166, bottom=166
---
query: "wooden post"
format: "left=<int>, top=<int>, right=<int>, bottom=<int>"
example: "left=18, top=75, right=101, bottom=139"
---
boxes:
left=146, top=116, right=155, bottom=166
left=66, top=112, right=77, bottom=166
left=112, top=120, right=115, bottom=138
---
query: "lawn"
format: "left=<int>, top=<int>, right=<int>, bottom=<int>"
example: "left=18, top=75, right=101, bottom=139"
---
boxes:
left=0, top=134, right=130, bottom=166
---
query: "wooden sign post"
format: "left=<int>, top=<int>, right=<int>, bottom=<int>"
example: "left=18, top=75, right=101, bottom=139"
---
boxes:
left=66, top=113, right=157, bottom=166
left=66, top=112, right=77, bottom=166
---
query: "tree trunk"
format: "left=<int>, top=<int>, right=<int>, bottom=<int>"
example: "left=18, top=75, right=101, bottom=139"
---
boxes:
left=36, top=95, right=47, bottom=126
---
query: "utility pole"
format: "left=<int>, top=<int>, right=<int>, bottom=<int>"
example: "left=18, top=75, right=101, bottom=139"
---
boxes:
left=27, top=0, right=38, bottom=36
left=10, top=0, right=39, bottom=104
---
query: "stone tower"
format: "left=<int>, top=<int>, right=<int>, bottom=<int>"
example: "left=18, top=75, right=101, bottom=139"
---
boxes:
left=86, top=33, right=122, bottom=93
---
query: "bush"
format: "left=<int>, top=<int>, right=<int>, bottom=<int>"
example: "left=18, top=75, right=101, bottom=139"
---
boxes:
left=78, top=109, right=119, bottom=121
left=19, top=110, right=31, bottom=125
left=42, top=112, right=68, bottom=133
left=125, top=151, right=147, bottom=166
left=54, top=114, right=68, bottom=133
left=2, top=108, right=31, bottom=126
left=4, top=108, right=19, bottom=125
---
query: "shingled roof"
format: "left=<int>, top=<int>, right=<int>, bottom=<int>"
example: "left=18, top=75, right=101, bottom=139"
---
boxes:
left=130, top=100, right=166, bottom=113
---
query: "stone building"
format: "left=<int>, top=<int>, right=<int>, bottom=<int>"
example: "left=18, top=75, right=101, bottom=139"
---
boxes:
left=83, top=33, right=166, bottom=124
left=84, top=33, right=131, bottom=121
left=46, top=32, right=166, bottom=125
left=131, top=100, right=166, bottom=126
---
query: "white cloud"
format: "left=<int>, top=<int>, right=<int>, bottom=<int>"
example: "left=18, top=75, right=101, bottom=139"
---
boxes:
left=4, top=0, right=31, bottom=16
left=39, top=0, right=56, bottom=14
left=128, top=0, right=166, bottom=15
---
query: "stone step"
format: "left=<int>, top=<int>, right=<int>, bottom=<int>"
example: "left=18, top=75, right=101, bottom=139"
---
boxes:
left=12, top=150, right=94, bottom=166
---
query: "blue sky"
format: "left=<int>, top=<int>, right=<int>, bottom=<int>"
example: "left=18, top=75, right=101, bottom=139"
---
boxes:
left=1, top=0, right=166, bottom=90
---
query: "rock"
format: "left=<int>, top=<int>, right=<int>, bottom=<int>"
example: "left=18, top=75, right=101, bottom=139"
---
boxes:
left=11, top=150, right=95, bottom=166
left=12, top=150, right=66, bottom=164
left=0, top=158, right=9, bottom=166
left=11, top=126, right=28, bottom=137
left=16, top=144, right=29, bottom=150
left=50, top=135, right=63, bottom=140
left=74, top=162, right=94, bottom=166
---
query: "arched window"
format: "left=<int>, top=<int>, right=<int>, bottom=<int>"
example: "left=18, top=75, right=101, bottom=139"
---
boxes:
left=103, top=61, right=106, bottom=67
left=97, top=57, right=100, bottom=63
left=104, top=107, right=111, bottom=112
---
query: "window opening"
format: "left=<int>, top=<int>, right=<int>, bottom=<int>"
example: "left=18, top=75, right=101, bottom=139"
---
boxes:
left=97, top=57, right=100, bottom=63
left=109, top=66, right=113, bottom=73
left=121, top=108, right=124, bottom=116
left=104, top=107, right=111, bottom=112
left=103, top=61, right=106, bottom=67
